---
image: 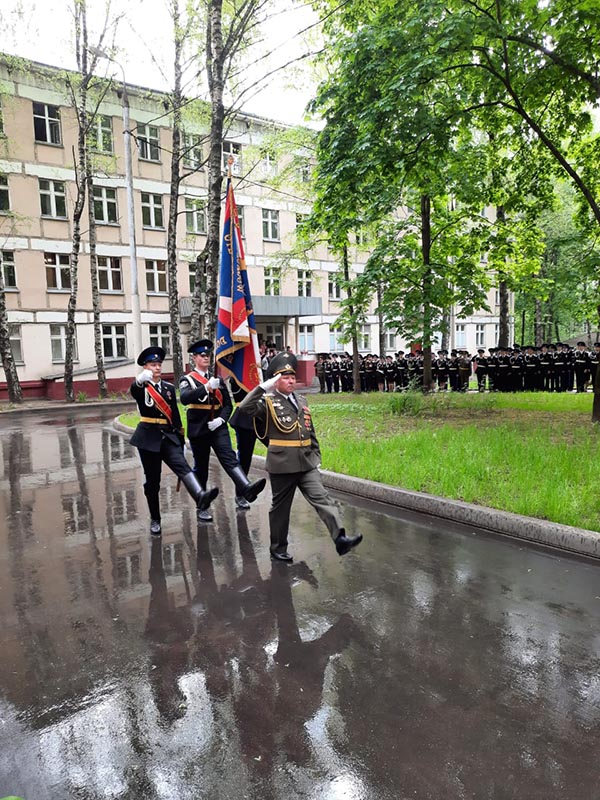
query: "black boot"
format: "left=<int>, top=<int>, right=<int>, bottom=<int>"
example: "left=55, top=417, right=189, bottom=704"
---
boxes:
left=335, top=530, right=363, bottom=555
left=181, top=471, right=219, bottom=511
left=230, top=465, right=266, bottom=503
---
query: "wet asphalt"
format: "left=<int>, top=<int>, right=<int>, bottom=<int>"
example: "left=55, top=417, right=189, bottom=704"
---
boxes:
left=0, top=408, right=599, bottom=800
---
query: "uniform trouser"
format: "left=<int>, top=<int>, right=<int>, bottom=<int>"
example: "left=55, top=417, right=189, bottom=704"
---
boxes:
left=524, top=370, right=537, bottom=391
left=268, top=468, right=343, bottom=554
left=476, top=370, right=487, bottom=391
left=138, top=438, right=192, bottom=521
left=191, top=426, right=240, bottom=490
left=575, top=368, right=588, bottom=392
left=317, top=374, right=325, bottom=393
left=233, top=425, right=257, bottom=476
left=325, top=375, right=333, bottom=392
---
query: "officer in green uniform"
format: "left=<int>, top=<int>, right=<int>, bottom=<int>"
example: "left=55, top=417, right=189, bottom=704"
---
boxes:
left=239, top=352, right=363, bottom=562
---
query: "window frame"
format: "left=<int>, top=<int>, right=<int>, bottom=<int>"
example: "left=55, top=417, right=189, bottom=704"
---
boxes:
left=299, top=324, right=314, bottom=353
left=33, top=101, right=62, bottom=145
left=455, top=323, right=466, bottom=349
left=0, top=174, right=9, bottom=213
left=50, top=323, right=78, bottom=363
left=328, top=278, right=342, bottom=300
left=102, top=323, right=127, bottom=359
left=137, top=123, right=160, bottom=161
left=475, top=324, right=485, bottom=348
left=185, top=197, right=207, bottom=235
left=90, top=114, right=113, bottom=153
left=182, top=132, right=203, bottom=169
left=145, top=259, right=168, bottom=294
left=262, top=208, right=280, bottom=242
left=45, top=252, right=71, bottom=291
left=222, top=140, right=242, bottom=174
left=264, top=265, right=281, bottom=297
left=0, top=250, right=16, bottom=289
left=149, top=323, right=171, bottom=354
left=97, top=255, right=123, bottom=293
left=8, top=322, right=24, bottom=364
left=141, top=192, right=164, bottom=228
left=297, top=269, right=312, bottom=298
left=93, top=185, right=118, bottom=224
left=39, top=178, right=67, bottom=219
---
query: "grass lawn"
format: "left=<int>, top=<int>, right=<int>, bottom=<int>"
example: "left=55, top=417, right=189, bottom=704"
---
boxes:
left=120, top=391, right=600, bottom=532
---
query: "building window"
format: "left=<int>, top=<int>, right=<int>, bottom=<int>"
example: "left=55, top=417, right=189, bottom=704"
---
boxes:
left=298, top=269, right=312, bottom=297
left=328, top=279, right=342, bottom=300
left=355, top=227, right=367, bottom=246
left=494, top=290, right=500, bottom=306
left=98, top=256, right=122, bottom=292
left=50, top=323, right=78, bottom=363
left=222, top=140, right=241, bottom=174
left=299, top=324, right=314, bottom=352
left=45, top=252, right=71, bottom=291
left=297, top=160, right=311, bottom=183
left=262, top=209, right=280, bottom=241
left=385, top=331, right=396, bottom=351
left=296, top=212, right=308, bottom=228
left=112, top=488, right=137, bottom=525
left=138, top=123, right=160, bottom=161
left=182, top=132, right=203, bottom=169
left=359, top=324, right=371, bottom=351
left=329, top=330, right=345, bottom=353
left=89, top=114, right=113, bottom=153
left=40, top=179, right=67, bottom=218
left=141, top=193, right=164, bottom=228
left=0, top=175, right=9, bottom=212
left=236, top=206, right=245, bottom=237
left=185, top=197, right=207, bottom=234
left=264, top=266, right=281, bottom=296
left=33, top=101, right=61, bottom=145
left=102, top=324, right=127, bottom=358
left=150, top=324, right=171, bottom=354
left=455, top=323, right=466, bottom=348
left=93, top=186, right=118, bottom=224
left=116, top=553, right=142, bottom=589
left=62, top=495, right=90, bottom=535
left=261, top=149, right=277, bottom=175
left=476, top=324, right=485, bottom=348
left=1, top=251, right=16, bottom=289
left=494, top=324, right=499, bottom=344
left=146, top=259, right=167, bottom=293
left=9, top=323, right=23, bottom=363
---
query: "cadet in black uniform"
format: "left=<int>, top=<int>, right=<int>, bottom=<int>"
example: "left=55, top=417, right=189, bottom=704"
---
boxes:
left=523, top=346, right=539, bottom=391
left=179, top=339, right=266, bottom=521
left=590, top=343, right=600, bottom=391
left=130, top=346, right=218, bottom=536
left=472, top=349, right=488, bottom=392
left=574, top=341, right=591, bottom=392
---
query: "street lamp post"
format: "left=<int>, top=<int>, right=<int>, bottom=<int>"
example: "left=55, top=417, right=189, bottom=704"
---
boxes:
left=89, top=47, right=142, bottom=359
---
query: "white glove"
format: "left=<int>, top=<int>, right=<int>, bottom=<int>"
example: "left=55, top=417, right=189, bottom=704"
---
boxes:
left=208, top=376, right=221, bottom=390
left=207, top=418, right=224, bottom=431
left=260, top=375, right=280, bottom=391
left=137, top=368, right=153, bottom=385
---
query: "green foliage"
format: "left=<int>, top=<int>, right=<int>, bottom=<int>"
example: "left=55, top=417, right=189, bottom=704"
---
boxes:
left=308, top=390, right=600, bottom=530
left=76, top=391, right=88, bottom=403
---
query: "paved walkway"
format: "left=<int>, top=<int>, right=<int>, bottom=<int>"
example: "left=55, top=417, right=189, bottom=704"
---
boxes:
left=1, top=407, right=599, bottom=799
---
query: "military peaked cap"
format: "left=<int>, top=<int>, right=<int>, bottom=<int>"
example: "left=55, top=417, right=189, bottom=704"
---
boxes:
left=137, top=346, right=166, bottom=366
left=267, top=351, right=298, bottom=378
left=188, top=339, right=213, bottom=355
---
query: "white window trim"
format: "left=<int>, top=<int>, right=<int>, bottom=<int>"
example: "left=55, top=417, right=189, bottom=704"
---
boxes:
left=262, top=208, right=280, bottom=242
left=138, top=124, right=160, bottom=161
left=97, top=256, right=123, bottom=293
left=141, top=193, right=164, bottom=229
left=40, top=179, right=67, bottom=218
left=145, top=259, right=167, bottom=294
left=93, top=186, right=118, bottom=224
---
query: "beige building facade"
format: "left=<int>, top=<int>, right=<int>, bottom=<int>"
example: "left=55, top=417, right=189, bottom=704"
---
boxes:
left=0, top=57, right=510, bottom=398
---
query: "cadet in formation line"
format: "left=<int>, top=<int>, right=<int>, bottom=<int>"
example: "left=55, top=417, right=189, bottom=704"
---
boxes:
left=314, top=341, right=600, bottom=394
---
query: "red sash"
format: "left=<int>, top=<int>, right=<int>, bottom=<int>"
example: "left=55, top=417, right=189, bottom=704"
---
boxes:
left=145, top=383, right=173, bottom=425
left=189, top=372, right=224, bottom=407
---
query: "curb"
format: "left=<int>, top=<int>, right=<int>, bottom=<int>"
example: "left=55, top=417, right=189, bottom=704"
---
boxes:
left=113, top=417, right=600, bottom=561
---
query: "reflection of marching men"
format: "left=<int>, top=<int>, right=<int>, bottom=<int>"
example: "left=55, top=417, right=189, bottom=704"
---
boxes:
left=130, top=346, right=219, bottom=536
left=179, top=339, right=266, bottom=522
left=145, top=538, right=193, bottom=724
left=239, top=351, right=362, bottom=562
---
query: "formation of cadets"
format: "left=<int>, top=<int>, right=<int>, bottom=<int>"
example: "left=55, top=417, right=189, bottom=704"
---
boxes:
left=315, top=341, right=600, bottom=393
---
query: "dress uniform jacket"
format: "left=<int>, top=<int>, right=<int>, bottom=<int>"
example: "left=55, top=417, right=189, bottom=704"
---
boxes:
left=239, top=385, right=321, bottom=474
left=179, top=369, right=233, bottom=435
left=130, top=380, right=184, bottom=451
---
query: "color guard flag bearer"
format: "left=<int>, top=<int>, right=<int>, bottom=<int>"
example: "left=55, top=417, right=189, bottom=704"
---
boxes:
left=215, top=165, right=262, bottom=391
